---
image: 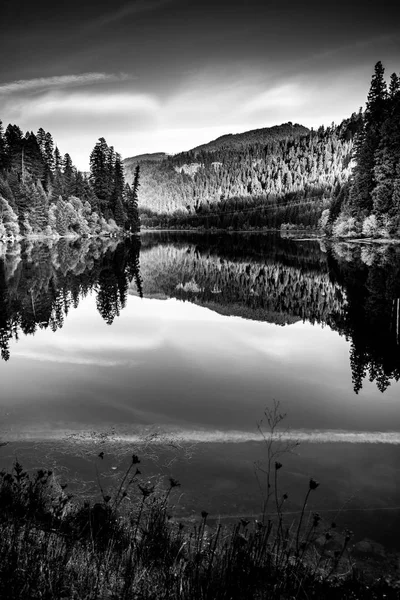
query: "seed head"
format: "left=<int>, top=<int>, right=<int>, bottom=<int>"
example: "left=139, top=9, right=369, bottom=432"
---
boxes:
left=169, top=477, right=181, bottom=488
left=275, top=461, right=283, bottom=470
left=138, top=484, right=154, bottom=498
left=201, top=511, right=208, bottom=519
left=132, top=454, right=140, bottom=465
left=312, top=512, right=321, bottom=527
left=309, top=478, right=319, bottom=490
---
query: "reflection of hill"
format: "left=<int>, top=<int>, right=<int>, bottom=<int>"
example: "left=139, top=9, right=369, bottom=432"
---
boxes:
left=134, top=236, right=346, bottom=326
left=0, top=238, right=142, bottom=361
left=2, top=234, right=400, bottom=395
left=135, top=234, right=400, bottom=394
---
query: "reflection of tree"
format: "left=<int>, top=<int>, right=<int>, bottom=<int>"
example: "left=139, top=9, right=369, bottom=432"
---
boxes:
left=0, top=237, right=142, bottom=359
left=328, top=245, right=400, bottom=393
left=0, top=260, right=11, bottom=361
left=2, top=231, right=400, bottom=397
left=138, top=235, right=345, bottom=326
left=139, top=233, right=400, bottom=395
left=96, top=237, right=142, bottom=325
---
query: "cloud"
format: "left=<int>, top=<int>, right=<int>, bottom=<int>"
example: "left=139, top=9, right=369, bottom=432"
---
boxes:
left=0, top=73, right=129, bottom=95
left=25, top=91, right=160, bottom=118
left=241, top=83, right=310, bottom=114
left=90, top=0, right=176, bottom=28
left=13, top=352, right=138, bottom=367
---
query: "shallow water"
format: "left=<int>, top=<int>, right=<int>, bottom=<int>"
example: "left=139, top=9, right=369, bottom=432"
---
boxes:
left=1, top=233, right=400, bottom=548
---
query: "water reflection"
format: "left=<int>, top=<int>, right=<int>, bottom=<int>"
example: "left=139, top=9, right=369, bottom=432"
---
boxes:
left=0, top=233, right=399, bottom=394
left=0, top=237, right=142, bottom=362
left=328, top=242, right=400, bottom=393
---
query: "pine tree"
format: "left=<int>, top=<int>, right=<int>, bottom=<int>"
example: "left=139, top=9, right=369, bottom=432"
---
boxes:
left=22, top=132, right=45, bottom=182
left=127, top=165, right=140, bottom=232
left=36, top=128, right=46, bottom=156
left=0, top=121, right=6, bottom=171
left=62, top=153, right=75, bottom=197
left=44, top=132, right=55, bottom=174
left=111, top=153, right=125, bottom=219
left=30, top=181, right=49, bottom=232
left=4, top=124, right=23, bottom=172
left=89, top=138, right=111, bottom=211
left=54, top=147, right=62, bottom=172
left=114, top=196, right=126, bottom=228
left=349, top=62, right=388, bottom=214
left=372, top=70, right=400, bottom=222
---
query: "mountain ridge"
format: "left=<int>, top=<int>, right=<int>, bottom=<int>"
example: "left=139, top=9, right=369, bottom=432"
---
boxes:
left=122, top=122, right=310, bottom=168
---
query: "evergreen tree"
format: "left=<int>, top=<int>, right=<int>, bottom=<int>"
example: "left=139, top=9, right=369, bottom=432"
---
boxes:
left=44, top=132, right=55, bottom=174
left=36, top=128, right=46, bottom=154
left=112, top=153, right=125, bottom=219
left=114, top=196, right=126, bottom=228
left=372, top=70, right=400, bottom=224
left=22, top=133, right=45, bottom=182
left=62, top=153, right=75, bottom=197
left=89, top=138, right=111, bottom=210
left=127, top=165, right=140, bottom=232
left=349, top=62, right=388, bottom=214
left=54, top=147, right=62, bottom=172
left=0, top=121, right=6, bottom=171
left=30, top=181, right=49, bottom=232
left=4, top=124, right=23, bottom=172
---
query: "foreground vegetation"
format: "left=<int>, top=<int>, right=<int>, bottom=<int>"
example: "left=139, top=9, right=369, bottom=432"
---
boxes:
left=0, top=406, right=398, bottom=599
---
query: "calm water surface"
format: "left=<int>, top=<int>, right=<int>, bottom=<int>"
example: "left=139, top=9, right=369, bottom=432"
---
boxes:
left=1, top=233, right=400, bottom=547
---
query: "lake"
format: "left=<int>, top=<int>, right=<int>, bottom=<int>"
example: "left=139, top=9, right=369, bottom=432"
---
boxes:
left=1, top=232, right=400, bottom=550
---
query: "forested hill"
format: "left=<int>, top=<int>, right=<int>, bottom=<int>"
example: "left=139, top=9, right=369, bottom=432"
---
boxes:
left=188, top=123, right=309, bottom=153
left=124, top=152, right=168, bottom=167
left=123, top=117, right=361, bottom=230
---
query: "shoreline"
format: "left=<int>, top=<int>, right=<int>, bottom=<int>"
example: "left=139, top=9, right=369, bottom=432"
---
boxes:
left=0, top=231, right=140, bottom=244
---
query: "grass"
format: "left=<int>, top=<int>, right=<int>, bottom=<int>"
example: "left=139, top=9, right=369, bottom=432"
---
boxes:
left=0, top=407, right=398, bottom=599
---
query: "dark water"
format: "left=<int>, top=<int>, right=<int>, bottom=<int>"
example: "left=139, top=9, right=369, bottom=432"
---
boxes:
left=1, top=233, right=400, bottom=548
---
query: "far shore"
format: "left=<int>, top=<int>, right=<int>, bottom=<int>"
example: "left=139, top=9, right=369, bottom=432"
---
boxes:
left=0, top=231, right=138, bottom=244
left=139, top=227, right=400, bottom=244
left=1, top=228, right=400, bottom=245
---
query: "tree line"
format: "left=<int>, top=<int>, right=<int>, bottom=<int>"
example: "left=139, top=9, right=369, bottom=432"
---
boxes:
left=322, top=61, right=400, bottom=238
left=0, top=123, right=140, bottom=240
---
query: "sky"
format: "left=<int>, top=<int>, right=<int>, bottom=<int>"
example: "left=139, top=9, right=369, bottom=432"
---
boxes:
left=1, top=0, right=400, bottom=169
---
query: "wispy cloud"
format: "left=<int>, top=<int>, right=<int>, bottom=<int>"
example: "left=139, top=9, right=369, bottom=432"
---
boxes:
left=241, top=83, right=310, bottom=114
left=13, top=351, right=140, bottom=367
left=0, top=73, right=130, bottom=95
left=25, top=91, right=160, bottom=117
left=90, top=0, right=176, bottom=28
